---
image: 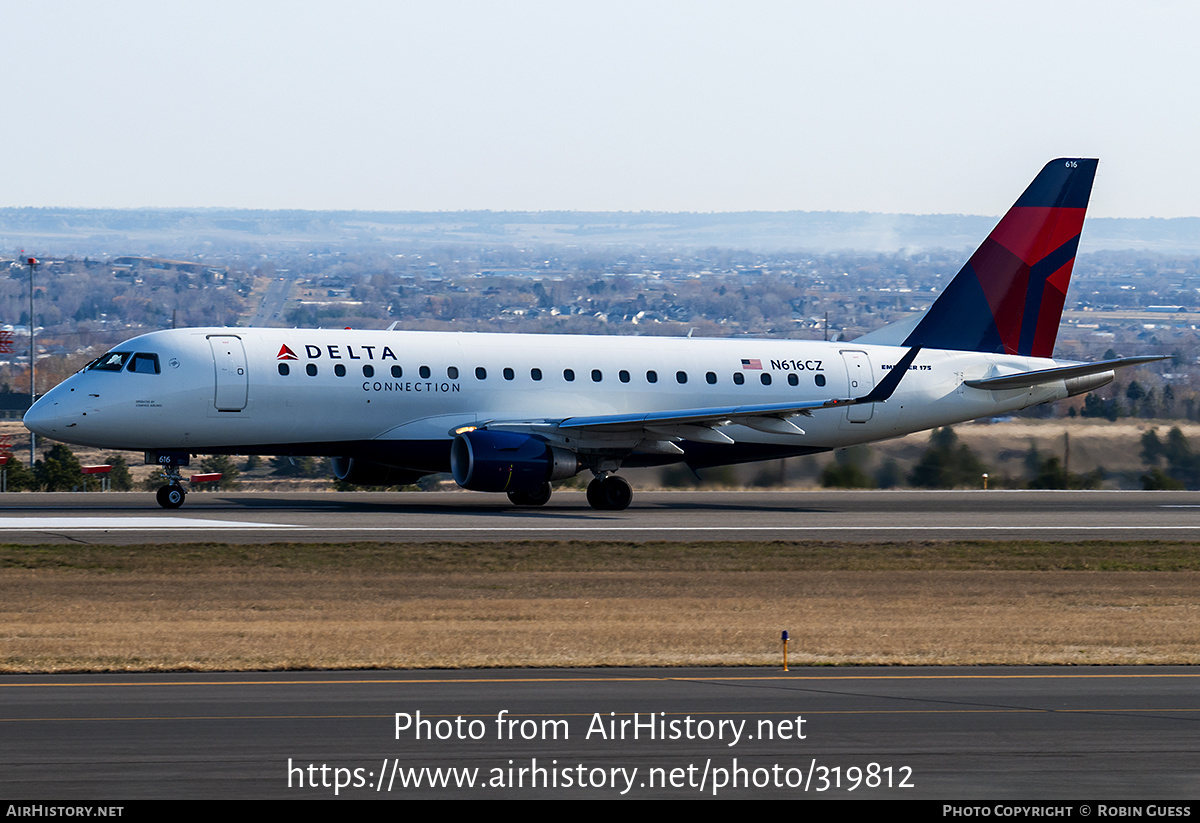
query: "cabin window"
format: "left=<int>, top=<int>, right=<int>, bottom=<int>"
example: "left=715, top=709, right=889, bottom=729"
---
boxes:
left=419, top=365, right=431, bottom=378
left=278, top=363, right=290, bottom=376
left=504, top=367, right=514, bottom=381
left=363, top=365, right=374, bottom=378
left=128, top=353, right=160, bottom=374
left=788, top=373, right=799, bottom=386
left=531, top=368, right=542, bottom=381
left=306, top=364, right=318, bottom=377
left=619, top=370, right=630, bottom=383
left=563, top=369, right=575, bottom=382
left=815, top=374, right=826, bottom=387
left=761, top=373, right=772, bottom=386
left=705, top=371, right=717, bottom=384
left=676, top=371, right=687, bottom=384
left=475, top=367, right=487, bottom=380
left=391, top=365, right=402, bottom=378
left=733, top=372, right=745, bottom=385
left=334, top=364, right=346, bottom=377
left=591, top=369, right=602, bottom=382
left=447, top=366, right=459, bottom=379
left=646, top=370, right=658, bottom=383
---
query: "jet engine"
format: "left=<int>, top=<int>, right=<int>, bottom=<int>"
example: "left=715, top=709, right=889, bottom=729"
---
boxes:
left=450, top=430, right=579, bottom=492
left=331, top=456, right=427, bottom=487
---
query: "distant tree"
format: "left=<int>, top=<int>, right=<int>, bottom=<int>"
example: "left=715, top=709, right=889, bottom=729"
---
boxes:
left=909, top=427, right=987, bottom=489
left=1136, top=427, right=1200, bottom=489
left=1142, top=467, right=1185, bottom=491
left=35, top=444, right=83, bottom=491
left=874, top=458, right=904, bottom=489
left=269, top=455, right=327, bottom=478
left=2, top=455, right=37, bottom=491
left=1024, top=443, right=1043, bottom=478
left=1162, top=385, right=1176, bottom=417
left=1081, top=393, right=1119, bottom=421
left=1164, top=427, right=1191, bottom=465
left=821, top=446, right=874, bottom=489
left=1028, top=456, right=1068, bottom=490
left=1141, top=429, right=1164, bottom=466
left=244, top=454, right=261, bottom=471
left=102, top=454, right=134, bottom=491
left=821, top=461, right=872, bottom=488
left=199, top=454, right=240, bottom=489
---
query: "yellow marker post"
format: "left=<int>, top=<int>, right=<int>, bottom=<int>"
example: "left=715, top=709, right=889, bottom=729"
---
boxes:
left=781, top=630, right=789, bottom=672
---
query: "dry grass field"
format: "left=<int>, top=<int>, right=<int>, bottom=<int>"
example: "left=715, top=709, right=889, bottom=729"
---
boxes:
left=3, top=540, right=1199, bottom=672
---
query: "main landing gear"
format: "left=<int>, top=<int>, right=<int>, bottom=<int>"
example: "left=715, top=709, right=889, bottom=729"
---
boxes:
left=507, top=482, right=553, bottom=507
left=502, top=475, right=634, bottom=510
left=586, top=475, right=632, bottom=511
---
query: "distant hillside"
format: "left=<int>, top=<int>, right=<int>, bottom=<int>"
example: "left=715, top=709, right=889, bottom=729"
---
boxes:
left=1, top=208, right=1198, bottom=254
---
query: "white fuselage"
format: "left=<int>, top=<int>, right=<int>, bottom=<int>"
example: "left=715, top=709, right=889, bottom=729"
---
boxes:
left=25, top=327, right=1074, bottom=471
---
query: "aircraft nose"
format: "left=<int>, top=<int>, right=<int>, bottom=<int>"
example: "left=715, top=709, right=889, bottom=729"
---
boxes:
left=23, top=394, right=66, bottom=437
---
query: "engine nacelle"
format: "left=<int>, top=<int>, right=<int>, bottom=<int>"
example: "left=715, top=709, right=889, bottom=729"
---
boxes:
left=450, top=430, right=579, bottom=492
left=331, top=456, right=427, bottom=487
left=1065, top=371, right=1114, bottom=397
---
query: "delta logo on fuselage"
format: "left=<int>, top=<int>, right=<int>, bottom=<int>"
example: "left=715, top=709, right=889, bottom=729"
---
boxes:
left=279, top=343, right=400, bottom=362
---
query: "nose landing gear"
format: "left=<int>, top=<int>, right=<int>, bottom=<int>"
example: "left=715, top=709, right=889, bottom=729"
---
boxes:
left=156, top=483, right=187, bottom=509
left=148, top=453, right=189, bottom=509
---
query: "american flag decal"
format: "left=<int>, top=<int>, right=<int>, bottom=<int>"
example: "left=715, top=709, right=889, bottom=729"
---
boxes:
left=741, top=358, right=762, bottom=370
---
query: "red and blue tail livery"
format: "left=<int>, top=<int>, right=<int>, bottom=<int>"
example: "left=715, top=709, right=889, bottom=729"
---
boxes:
left=903, top=158, right=1098, bottom=357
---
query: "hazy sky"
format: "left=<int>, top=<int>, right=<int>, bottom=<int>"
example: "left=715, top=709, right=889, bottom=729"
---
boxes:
left=5, top=1, right=1198, bottom=217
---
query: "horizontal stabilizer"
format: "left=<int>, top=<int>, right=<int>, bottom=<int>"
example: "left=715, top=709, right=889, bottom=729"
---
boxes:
left=963, top=356, right=1166, bottom=391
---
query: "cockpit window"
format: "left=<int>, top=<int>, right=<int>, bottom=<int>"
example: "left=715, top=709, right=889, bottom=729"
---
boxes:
left=87, top=351, right=131, bottom=372
left=127, top=353, right=160, bottom=374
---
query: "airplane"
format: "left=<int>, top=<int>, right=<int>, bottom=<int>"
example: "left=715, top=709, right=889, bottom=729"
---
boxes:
left=23, top=158, right=1163, bottom=511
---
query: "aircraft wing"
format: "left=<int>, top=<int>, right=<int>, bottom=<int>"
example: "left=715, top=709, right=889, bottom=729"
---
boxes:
left=475, top=347, right=921, bottom=445
left=963, top=355, right=1166, bottom=391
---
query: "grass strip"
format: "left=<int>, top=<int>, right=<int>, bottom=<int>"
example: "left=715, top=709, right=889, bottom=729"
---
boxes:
left=3, top=539, right=1200, bottom=573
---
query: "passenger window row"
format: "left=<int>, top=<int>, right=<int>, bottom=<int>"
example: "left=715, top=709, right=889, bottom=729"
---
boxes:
left=276, top=361, right=827, bottom=387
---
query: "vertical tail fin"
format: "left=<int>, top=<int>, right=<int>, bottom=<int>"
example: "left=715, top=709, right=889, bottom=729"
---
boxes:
left=901, top=158, right=1098, bottom=357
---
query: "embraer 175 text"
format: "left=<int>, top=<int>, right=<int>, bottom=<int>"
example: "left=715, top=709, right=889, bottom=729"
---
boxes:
left=24, top=159, right=1161, bottom=510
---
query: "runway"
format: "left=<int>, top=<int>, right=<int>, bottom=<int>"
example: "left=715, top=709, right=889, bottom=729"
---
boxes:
left=2, top=666, right=1198, bottom=799
left=1, top=489, right=1199, bottom=543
